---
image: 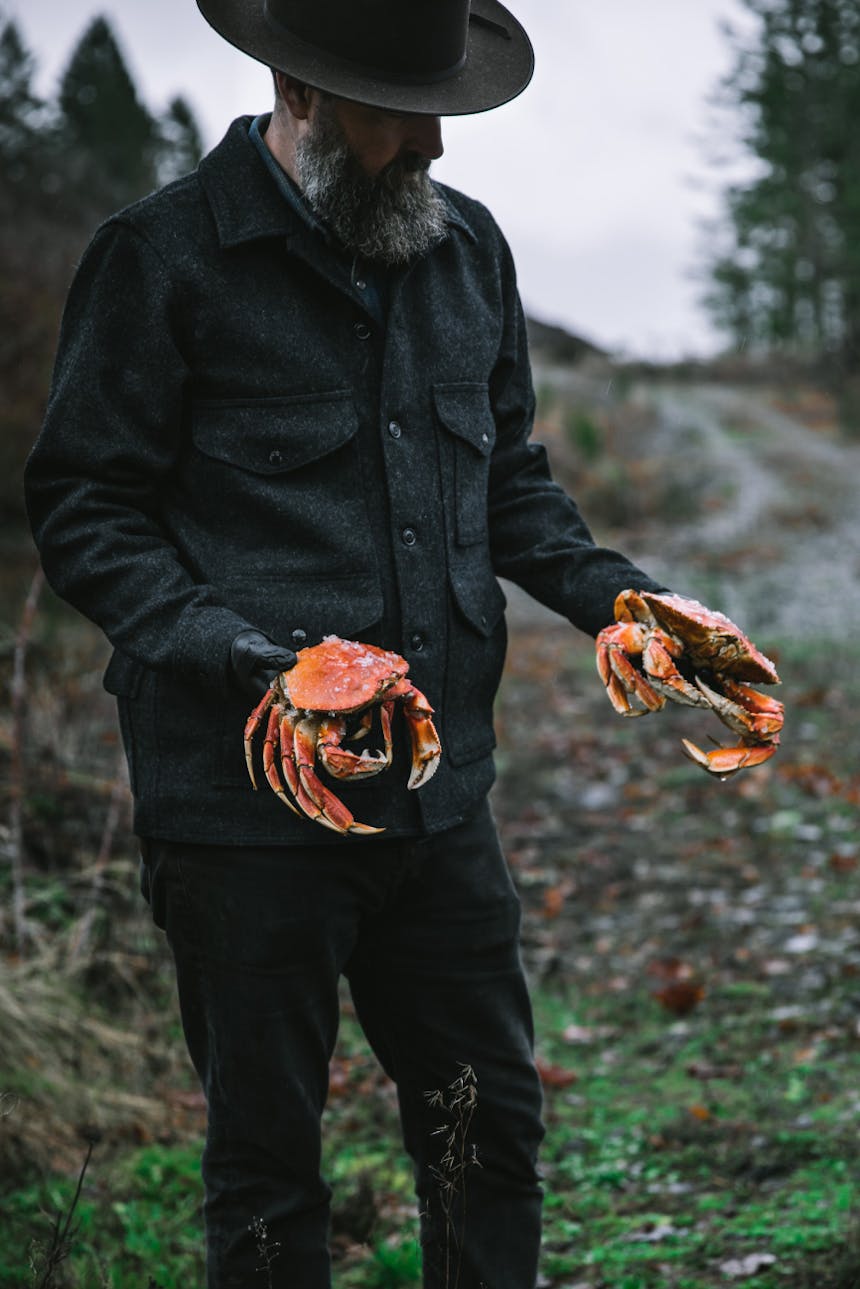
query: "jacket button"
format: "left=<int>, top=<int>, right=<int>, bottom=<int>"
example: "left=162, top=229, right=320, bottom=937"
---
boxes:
left=268, top=449, right=283, bottom=467
left=481, top=432, right=490, bottom=447
left=388, top=420, right=402, bottom=439
left=401, top=527, right=417, bottom=546
left=291, top=628, right=307, bottom=646
left=480, top=614, right=488, bottom=627
left=354, top=322, right=371, bottom=340
left=410, top=632, right=425, bottom=651
left=355, top=278, right=367, bottom=291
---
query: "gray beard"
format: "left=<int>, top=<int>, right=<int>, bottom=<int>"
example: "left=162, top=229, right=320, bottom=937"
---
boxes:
left=294, top=102, right=449, bottom=267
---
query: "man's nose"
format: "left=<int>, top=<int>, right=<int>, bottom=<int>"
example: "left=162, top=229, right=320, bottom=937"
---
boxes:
left=406, top=114, right=444, bottom=162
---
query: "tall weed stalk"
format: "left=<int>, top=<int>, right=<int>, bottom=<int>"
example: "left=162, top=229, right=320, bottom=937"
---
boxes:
left=425, top=1063, right=479, bottom=1289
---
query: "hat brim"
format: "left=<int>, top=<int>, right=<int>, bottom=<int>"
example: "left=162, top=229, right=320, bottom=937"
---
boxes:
left=196, top=0, right=534, bottom=116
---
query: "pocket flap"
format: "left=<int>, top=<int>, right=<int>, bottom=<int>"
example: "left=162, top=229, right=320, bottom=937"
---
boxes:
left=221, top=575, right=385, bottom=649
left=103, top=650, right=143, bottom=698
left=449, top=567, right=507, bottom=639
left=192, top=391, right=358, bottom=474
left=433, top=383, right=496, bottom=456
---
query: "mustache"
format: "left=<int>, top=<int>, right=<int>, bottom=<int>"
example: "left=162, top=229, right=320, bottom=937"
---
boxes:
left=381, top=152, right=432, bottom=178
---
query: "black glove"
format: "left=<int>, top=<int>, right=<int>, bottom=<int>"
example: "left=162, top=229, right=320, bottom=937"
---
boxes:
left=229, top=629, right=297, bottom=701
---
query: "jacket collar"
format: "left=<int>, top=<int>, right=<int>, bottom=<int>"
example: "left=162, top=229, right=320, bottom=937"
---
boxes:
left=197, top=116, right=477, bottom=250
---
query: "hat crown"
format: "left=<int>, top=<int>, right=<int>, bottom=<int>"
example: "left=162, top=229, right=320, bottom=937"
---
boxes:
left=263, top=0, right=470, bottom=83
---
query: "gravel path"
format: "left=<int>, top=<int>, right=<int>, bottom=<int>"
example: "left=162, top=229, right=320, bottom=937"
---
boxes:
left=504, top=380, right=859, bottom=641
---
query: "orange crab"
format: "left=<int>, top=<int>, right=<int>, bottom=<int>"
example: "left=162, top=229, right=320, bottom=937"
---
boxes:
left=595, top=590, right=784, bottom=776
left=244, top=636, right=441, bottom=834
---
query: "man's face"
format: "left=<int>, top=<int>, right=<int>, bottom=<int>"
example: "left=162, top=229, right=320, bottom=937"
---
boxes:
left=324, top=98, right=444, bottom=178
left=294, top=93, right=449, bottom=266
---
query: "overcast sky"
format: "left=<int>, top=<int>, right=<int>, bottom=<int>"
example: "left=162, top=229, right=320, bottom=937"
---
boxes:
left=8, top=0, right=755, bottom=359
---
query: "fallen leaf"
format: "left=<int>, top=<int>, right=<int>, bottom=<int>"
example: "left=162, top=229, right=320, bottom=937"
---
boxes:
left=627, top=1222, right=679, bottom=1242
left=562, top=1023, right=598, bottom=1045
left=720, top=1252, right=776, bottom=1278
left=653, top=981, right=706, bottom=1016
left=784, top=932, right=818, bottom=954
left=535, top=1058, right=578, bottom=1089
left=542, top=884, right=567, bottom=918
left=688, top=1104, right=711, bottom=1122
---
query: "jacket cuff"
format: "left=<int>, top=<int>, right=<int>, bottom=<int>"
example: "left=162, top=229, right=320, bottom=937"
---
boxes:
left=174, top=603, right=257, bottom=691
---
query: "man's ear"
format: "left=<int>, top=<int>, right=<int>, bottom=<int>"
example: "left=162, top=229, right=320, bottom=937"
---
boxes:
left=273, top=71, right=314, bottom=121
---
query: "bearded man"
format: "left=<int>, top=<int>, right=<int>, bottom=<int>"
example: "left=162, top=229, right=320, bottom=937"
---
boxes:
left=25, top=2, right=670, bottom=1285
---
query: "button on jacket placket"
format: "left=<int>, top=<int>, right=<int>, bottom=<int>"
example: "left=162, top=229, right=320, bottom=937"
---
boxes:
left=263, top=238, right=450, bottom=829
left=377, top=271, right=451, bottom=827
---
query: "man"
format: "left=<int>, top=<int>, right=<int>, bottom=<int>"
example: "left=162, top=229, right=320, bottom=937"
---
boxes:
left=25, top=2, right=670, bottom=1285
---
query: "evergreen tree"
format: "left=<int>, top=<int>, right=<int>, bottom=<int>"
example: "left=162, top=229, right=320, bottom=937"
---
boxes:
left=158, top=95, right=204, bottom=183
left=0, top=11, right=207, bottom=519
left=58, top=15, right=160, bottom=206
left=0, top=19, right=44, bottom=188
left=707, top=0, right=860, bottom=375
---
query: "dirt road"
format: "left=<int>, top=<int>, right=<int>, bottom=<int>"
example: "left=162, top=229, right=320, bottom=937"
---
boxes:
left=505, top=378, right=859, bottom=641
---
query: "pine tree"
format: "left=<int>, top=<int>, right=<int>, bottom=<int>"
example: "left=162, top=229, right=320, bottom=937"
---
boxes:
left=0, top=19, right=44, bottom=189
left=58, top=15, right=159, bottom=206
left=158, top=95, right=204, bottom=184
left=707, top=0, right=860, bottom=376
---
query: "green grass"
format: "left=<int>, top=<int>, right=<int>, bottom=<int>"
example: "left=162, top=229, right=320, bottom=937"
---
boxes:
left=4, top=977, right=859, bottom=1287
left=533, top=985, right=860, bottom=1287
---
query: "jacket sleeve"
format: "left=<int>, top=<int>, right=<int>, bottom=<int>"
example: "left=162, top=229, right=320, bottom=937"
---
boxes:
left=486, top=232, right=667, bottom=637
left=24, top=220, right=253, bottom=688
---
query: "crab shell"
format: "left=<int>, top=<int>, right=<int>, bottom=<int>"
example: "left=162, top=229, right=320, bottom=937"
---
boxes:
left=284, top=637, right=409, bottom=712
left=638, top=592, right=780, bottom=685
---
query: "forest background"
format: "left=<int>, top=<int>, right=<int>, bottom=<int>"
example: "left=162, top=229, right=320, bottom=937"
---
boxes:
left=1, top=3, right=860, bottom=1287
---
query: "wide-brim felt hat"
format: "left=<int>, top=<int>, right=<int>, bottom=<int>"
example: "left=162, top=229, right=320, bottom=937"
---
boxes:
left=196, top=0, right=534, bottom=116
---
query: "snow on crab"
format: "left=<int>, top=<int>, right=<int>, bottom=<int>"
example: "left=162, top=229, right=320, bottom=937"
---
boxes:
left=595, top=590, right=784, bottom=776
left=244, top=635, right=441, bottom=834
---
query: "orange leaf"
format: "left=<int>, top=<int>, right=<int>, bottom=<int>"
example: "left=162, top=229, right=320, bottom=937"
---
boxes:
left=653, top=981, right=705, bottom=1016
left=543, top=886, right=566, bottom=919
left=535, top=1058, right=578, bottom=1089
left=829, top=853, right=858, bottom=873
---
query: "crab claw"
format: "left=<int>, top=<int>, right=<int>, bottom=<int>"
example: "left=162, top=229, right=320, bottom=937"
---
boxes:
left=386, top=682, right=441, bottom=789
left=293, top=717, right=383, bottom=835
left=681, top=738, right=779, bottom=777
left=695, top=676, right=785, bottom=743
left=316, top=715, right=392, bottom=781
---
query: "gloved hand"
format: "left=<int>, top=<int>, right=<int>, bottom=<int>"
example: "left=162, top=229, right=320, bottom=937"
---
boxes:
left=230, top=629, right=297, bottom=701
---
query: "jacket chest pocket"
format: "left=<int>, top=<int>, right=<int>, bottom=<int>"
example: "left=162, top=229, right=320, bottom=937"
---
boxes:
left=192, top=390, right=359, bottom=474
left=189, top=391, right=374, bottom=580
left=433, top=383, right=496, bottom=546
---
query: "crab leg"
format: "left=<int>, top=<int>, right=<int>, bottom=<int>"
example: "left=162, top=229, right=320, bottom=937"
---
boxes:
left=695, top=676, right=785, bottom=742
left=244, top=687, right=276, bottom=788
left=642, top=632, right=709, bottom=708
left=293, top=717, right=383, bottom=835
left=270, top=711, right=301, bottom=815
left=596, top=633, right=666, bottom=715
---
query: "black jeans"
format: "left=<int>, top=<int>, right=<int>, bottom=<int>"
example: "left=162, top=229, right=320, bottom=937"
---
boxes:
left=140, top=803, right=544, bottom=1288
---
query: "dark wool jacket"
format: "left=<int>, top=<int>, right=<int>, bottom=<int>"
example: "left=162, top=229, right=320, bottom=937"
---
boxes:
left=25, top=116, right=664, bottom=845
